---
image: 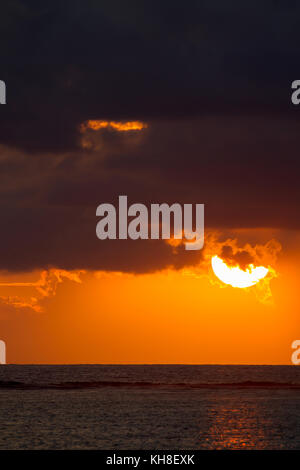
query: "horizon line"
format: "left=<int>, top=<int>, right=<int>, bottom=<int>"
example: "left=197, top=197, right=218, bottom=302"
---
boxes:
left=1, top=363, right=296, bottom=366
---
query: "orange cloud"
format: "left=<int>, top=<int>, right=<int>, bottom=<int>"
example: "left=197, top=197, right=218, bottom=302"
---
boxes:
left=0, top=295, right=42, bottom=313
left=80, top=120, right=148, bottom=132
left=0, top=269, right=85, bottom=312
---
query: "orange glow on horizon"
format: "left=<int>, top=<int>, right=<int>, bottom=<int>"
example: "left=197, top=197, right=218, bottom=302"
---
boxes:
left=0, top=229, right=298, bottom=365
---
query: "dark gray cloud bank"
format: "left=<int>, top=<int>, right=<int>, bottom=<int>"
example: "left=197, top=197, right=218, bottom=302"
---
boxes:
left=0, top=0, right=299, bottom=272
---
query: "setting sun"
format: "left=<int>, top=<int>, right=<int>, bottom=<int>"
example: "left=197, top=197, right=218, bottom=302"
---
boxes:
left=211, top=255, right=269, bottom=288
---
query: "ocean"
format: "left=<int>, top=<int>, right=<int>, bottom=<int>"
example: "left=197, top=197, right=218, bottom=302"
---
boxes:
left=0, top=365, right=300, bottom=449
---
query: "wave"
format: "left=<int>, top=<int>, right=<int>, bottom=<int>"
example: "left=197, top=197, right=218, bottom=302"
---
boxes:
left=0, top=380, right=300, bottom=390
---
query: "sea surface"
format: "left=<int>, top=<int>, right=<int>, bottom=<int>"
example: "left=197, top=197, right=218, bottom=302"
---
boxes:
left=0, top=365, right=300, bottom=449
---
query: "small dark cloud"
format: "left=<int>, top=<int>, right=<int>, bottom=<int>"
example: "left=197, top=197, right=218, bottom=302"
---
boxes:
left=221, top=245, right=254, bottom=270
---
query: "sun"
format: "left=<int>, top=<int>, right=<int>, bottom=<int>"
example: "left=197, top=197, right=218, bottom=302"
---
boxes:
left=211, top=255, right=268, bottom=288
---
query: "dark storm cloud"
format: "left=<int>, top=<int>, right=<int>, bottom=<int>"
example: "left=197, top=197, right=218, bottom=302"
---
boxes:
left=0, top=114, right=298, bottom=272
left=45, top=117, right=300, bottom=230
left=1, top=0, right=300, bottom=152
left=0, top=199, right=201, bottom=273
left=0, top=1, right=299, bottom=272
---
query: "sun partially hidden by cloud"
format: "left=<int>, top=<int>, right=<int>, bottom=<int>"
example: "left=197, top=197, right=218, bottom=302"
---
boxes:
left=180, top=232, right=281, bottom=304
left=211, top=255, right=268, bottom=288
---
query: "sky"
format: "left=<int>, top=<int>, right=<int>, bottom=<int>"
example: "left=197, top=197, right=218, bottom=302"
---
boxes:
left=0, top=1, right=300, bottom=364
